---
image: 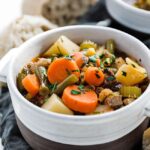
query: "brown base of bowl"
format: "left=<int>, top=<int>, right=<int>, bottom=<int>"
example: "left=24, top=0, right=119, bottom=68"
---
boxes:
left=16, top=116, right=149, bottom=150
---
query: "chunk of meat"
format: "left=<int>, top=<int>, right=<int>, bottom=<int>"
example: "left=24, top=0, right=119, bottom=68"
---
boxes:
left=105, top=95, right=123, bottom=109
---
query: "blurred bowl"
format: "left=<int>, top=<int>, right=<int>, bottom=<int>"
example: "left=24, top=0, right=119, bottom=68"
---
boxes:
left=106, top=0, right=150, bottom=34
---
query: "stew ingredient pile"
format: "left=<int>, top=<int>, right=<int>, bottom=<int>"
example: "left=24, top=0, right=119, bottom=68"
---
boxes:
left=134, top=0, right=150, bottom=10
left=17, top=35, right=149, bottom=115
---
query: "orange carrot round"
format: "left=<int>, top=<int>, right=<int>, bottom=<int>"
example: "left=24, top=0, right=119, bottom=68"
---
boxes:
left=72, top=52, right=88, bottom=69
left=62, top=85, right=98, bottom=113
left=84, top=67, right=104, bottom=86
left=48, top=58, right=80, bottom=84
left=22, top=74, right=40, bottom=96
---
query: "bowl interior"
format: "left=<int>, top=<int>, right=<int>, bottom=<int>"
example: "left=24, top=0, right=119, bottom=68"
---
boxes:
left=120, top=0, right=150, bottom=14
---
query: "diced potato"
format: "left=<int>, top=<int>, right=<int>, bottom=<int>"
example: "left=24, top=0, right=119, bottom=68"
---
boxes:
left=115, top=64, right=146, bottom=86
left=115, top=57, right=126, bottom=69
left=43, top=35, right=80, bottom=57
left=42, top=94, right=73, bottom=115
left=126, top=57, right=147, bottom=76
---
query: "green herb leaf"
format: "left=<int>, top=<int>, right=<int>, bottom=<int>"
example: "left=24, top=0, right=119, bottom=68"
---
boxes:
left=111, top=55, right=116, bottom=63
left=99, top=54, right=104, bottom=59
left=89, top=56, right=96, bottom=63
left=78, top=85, right=84, bottom=91
left=64, top=55, right=72, bottom=60
left=71, top=90, right=81, bottom=95
left=131, top=64, right=136, bottom=68
left=57, top=46, right=62, bottom=55
left=122, top=71, right=127, bottom=77
left=95, top=73, right=100, bottom=79
left=100, top=61, right=104, bottom=68
left=48, top=83, right=57, bottom=92
left=107, top=76, right=115, bottom=81
left=66, top=69, right=71, bottom=75
left=72, top=69, right=80, bottom=73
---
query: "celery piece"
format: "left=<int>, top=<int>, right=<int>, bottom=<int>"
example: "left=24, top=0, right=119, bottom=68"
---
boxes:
left=120, top=86, right=141, bottom=98
left=54, top=74, right=79, bottom=95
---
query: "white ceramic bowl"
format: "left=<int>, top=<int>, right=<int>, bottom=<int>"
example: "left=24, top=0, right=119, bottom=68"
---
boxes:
left=0, top=26, right=150, bottom=147
left=106, top=0, right=150, bottom=34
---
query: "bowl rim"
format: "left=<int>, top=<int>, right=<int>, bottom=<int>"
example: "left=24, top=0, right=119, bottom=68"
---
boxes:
left=8, top=25, right=150, bottom=121
left=116, top=0, right=150, bottom=15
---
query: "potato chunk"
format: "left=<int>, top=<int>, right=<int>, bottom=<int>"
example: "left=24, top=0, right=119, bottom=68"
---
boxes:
left=42, top=94, right=73, bottom=115
left=115, top=57, right=126, bottom=69
left=115, top=64, right=146, bottom=86
left=44, top=35, right=80, bottom=57
left=126, top=57, right=147, bottom=75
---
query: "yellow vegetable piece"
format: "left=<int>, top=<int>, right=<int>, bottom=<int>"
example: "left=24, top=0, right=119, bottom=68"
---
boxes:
left=115, top=64, right=146, bottom=86
left=42, top=94, right=74, bottom=115
left=126, top=57, right=147, bottom=76
left=80, top=40, right=97, bottom=50
left=43, top=35, right=80, bottom=57
left=86, top=48, right=96, bottom=56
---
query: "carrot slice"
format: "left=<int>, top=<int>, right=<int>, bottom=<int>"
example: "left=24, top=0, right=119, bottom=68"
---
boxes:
left=22, top=74, right=40, bottom=96
left=85, top=67, right=105, bottom=86
left=96, top=59, right=101, bottom=67
left=48, top=58, right=80, bottom=84
left=62, top=85, right=98, bottom=113
left=72, top=52, right=88, bottom=69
